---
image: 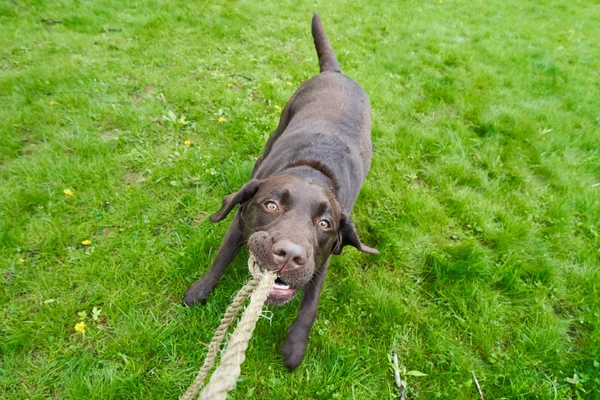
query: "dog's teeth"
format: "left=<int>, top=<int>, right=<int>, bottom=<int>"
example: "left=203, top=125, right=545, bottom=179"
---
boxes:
left=274, top=283, right=290, bottom=290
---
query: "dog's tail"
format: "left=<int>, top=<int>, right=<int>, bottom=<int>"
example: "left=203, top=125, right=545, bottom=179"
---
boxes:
left=312, top=14, right=341, bottom=73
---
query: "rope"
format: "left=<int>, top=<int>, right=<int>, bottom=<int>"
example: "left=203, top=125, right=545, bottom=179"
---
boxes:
left=199, top=271, right=276, bottom=400
left=181, top=254, right=276, bottom=400
left=179, top=278, right=259, bottom=400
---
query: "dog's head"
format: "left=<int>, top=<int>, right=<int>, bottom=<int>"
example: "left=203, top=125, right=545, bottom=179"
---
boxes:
left=210, top=174, right=378, bottom=305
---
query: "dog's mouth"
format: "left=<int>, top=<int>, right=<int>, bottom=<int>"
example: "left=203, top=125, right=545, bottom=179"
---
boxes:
left=268, top=276, right=298, bottom=305
left=249, top=252, right=299, bottom=305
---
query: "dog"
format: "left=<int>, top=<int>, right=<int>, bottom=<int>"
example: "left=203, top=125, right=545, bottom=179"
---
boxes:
left=183, top=14, right=378, bottom=370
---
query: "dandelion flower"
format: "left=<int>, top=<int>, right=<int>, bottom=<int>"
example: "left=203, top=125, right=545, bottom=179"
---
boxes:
left=18, top=258, right=25, bottom=264
left=184, top=139, right=191, bottom=147
left=286, top=81, right=292, bottom=86
left=63, top=189, right=74, bottom=197
left=75, top=322, right=86, bottom=334
left=274, top=105, right=281, bottom=111
left=218, top=117, right=226, bottom=124
left=180, top=118, right=186, bottom=124
left=50, top=100, right=58, bottom=106
left=227, top=83, right=233, bottom=88
left=81, top=239, right=92, bottom=246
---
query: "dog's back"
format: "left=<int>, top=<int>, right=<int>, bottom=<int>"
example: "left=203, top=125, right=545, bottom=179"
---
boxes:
left=252, top=14, right=372, bottom=211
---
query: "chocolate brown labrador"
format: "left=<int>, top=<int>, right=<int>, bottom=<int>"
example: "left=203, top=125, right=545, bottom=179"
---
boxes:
left=183, top=14, right=378, bottom=370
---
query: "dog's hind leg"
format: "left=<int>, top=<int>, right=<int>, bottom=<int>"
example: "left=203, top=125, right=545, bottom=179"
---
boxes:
left=183, top=214, right=244, bottom=306
left=281, top=257, right=330, bottom=370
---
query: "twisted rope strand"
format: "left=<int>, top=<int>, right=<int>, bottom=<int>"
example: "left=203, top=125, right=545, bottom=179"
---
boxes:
left=181, top=254, right=275, bottom=400
left=180, top=277, right=260, bottom=400
left=198, top=271, right=277, bottom=400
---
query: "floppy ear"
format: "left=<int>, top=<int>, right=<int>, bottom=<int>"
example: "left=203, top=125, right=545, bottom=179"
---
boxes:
left=332, top=213, right=379, bottom=255
left=210, top=179, right=264, bottom=222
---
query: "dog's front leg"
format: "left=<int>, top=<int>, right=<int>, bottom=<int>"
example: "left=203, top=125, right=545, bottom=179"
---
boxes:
left=183, top=214, right=244, bottom=306
left=282, top=257, right=330, bottom=370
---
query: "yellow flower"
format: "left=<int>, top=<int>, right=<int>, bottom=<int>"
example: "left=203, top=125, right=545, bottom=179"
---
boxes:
left=218, top=117, right=227, bottom=124
left=18, top=258, right=25, bottom=264
left=75, top=322, right=86, bottom=334
left=81, top=239, right=92, bottom=246
left=286, top=81, right=292, bottom=86
left=50, top=100, right=58, bottom=106
left=63, top=189, right=74, bottom=197
left=184, top=139, right=191, bottom=147
left=179, top=118, right=186, bottom=124
left=274, top=105, right=281, bottom=111
left=227, top=83, right=233, bottom=88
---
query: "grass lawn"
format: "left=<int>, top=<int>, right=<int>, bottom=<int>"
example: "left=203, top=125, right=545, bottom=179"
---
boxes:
left=1, top=0, right=599, bottom=398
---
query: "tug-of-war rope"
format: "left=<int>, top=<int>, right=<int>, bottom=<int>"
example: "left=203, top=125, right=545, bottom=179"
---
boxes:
left=181, top=254, right=276, bottom=400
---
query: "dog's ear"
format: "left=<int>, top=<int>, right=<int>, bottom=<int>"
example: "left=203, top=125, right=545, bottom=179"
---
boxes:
left=210, top=179, right=264, bottom=222
left=332, top=213, right=378, bottom=255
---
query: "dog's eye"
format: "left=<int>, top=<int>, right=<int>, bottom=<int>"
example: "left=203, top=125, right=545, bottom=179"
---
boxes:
left=318, top=220, right=330, bottom=229
left=265, top=201, right=278, bottom=211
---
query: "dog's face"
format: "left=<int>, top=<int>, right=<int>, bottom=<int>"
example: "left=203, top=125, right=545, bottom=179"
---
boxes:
left=210, top=174, right=378, bottom=305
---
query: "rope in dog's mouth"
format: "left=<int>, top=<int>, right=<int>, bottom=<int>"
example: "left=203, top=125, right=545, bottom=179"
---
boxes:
left=180, top=253, right=276, bottom=400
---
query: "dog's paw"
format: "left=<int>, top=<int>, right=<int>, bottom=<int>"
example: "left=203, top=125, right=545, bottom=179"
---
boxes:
left=281, top=331, right=308, bottom=370
left=182, top=279, right=213, bottom=306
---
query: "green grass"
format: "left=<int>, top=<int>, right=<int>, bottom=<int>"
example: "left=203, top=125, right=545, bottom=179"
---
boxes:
left=1, top=0, right=599, bottom=398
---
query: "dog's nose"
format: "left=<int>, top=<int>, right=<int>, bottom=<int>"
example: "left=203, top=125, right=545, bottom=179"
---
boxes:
left=272, top=240, right=307, bottom=270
